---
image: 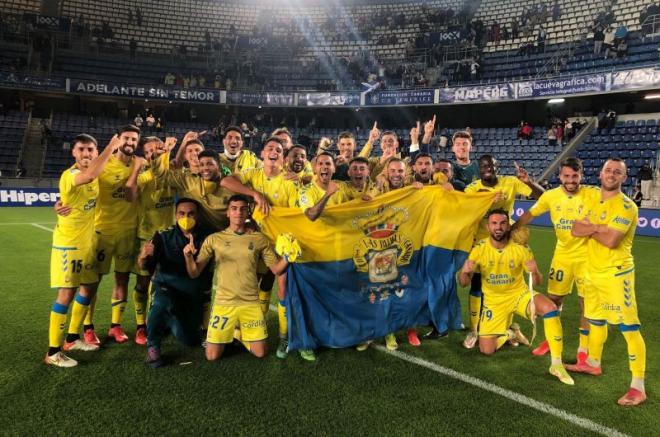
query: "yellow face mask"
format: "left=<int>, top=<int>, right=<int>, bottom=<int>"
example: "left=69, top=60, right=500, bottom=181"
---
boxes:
left=177, top=217, right=196, bottom=232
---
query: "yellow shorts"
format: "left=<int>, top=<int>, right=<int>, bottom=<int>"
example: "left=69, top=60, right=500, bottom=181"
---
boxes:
left=479, top=289, right=534, bottom=337
left=206, top=303, right=267, bottom=344
left=547, top=254, right=587, bottom=297
left=95, top=229, right=137, bottom=275
left=50, top=242, right=98, bottom=288
left=584, top=265, right=639, bottom=325
left=132, top=238, right=150, bottom=276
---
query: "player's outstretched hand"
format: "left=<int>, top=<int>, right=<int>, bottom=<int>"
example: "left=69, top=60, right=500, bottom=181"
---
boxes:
left=514, top=161, right=530, bottom=183
left=108, top=134, right=122, bottom=152
left=164, top=136, right=177, bottom=152
left=368, top=121, right=380, bottom=144
left=410, top=121, right=420, bottom=145
left=424, top=114, right=437, bottom=137
left=183, top=234, right=197, bottom=257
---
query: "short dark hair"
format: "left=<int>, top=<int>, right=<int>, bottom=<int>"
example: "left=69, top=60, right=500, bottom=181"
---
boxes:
left=436, top=158, right=452, bottom=165
left=387, top=157, right=405, bottom=167
left=452, top=130, right=472, bottom=143
left=604, top=157, right=627, bottom=172
left=560, top=157, right=583, bottom=173
left=223, top=125, right=243, bottom=137
left=381, top=130, right=398, bottom=140
left=175, top=197, right=199, bottom=209
left=198, top=149, right=220, bottom=164
left=227, top=194, right=251, bottom=206
left=337, top=131, right=355, bottom=142
left=72, top=133, right=97, bottom=147
left=262, top=136, right=286, bottom=150
left=478, top=154, right=496, bottom=164
left=118, top=124, right=141, bottom=136
left=487, top=208, right=509, bottom=220
left=349, top=156, right=369, bottom=166
left=284, top=144, right=306, bottom=157
left=316, top=151, right=335, bottom=163
left=413, top=153, right=433, bottom=165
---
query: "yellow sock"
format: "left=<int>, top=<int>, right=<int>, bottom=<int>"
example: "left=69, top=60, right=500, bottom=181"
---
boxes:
left=258, top=290, right=271, bottom=316
left=496, top=335, right=507, bottom=350
left=468, top=290, right=482, bottom=331
left=133, top=289, right=148, bottom=326
left=49, top=302, right=69, bottom=348
left=68, top=294, right=91, bottom=335
left=111, top=298, right=127, bottom=325
left=543, top=311, right=563, bottom=363
left=278, top=301, right=288, bottom=338
left=578, top=329, right=589, bottom=352
left=587, top=320, right=608, bottom=365
left=84, top=294, right=97, bottom=326
left=621, top=328, right=646, bottom=379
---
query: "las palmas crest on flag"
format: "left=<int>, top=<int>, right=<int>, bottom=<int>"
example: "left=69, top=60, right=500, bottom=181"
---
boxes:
left=351, top=206, right=414, bottom=302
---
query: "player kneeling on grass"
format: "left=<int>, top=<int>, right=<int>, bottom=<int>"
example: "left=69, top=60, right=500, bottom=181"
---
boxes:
left=138, top=197, right=213, bottom=368
left=184, top=195, right=291, bottom=361
left=458, top=209, right=574, bottom=385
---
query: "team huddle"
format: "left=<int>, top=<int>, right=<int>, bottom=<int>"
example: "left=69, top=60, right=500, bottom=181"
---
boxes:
left=45, top=118, right=647, bottom=406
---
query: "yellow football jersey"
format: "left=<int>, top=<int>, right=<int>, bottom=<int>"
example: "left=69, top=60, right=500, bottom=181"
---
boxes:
left=299, top=181, right=350, bottom=212
left=136, top=168, right=175, bottom=240
left=238, top=168, right=300, bottom=207
left=284, top=160, right=314, bottom=179
left=528, top=185, right=600, bottom=255
left=95, top=155, right=138, bottom=233
left=219, top=150, right=262, bottom=174
left=340, top=180, right=380, bottom=200
left=197, top=230, right=279, bottom=306
left=584, top=192, right=637, bottom=271
left=468, top=239, right=534, bottom=298
left=465, top=176, right=533, bottom=240
left=151, top=151, right=233, bottom=231
left=53, top=165, right=98, bottom=246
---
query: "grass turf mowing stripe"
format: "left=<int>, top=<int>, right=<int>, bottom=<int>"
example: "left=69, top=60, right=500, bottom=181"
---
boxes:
left=31, top=223, right=54, bottom=232
left=268, top=303, right=628, bottom=437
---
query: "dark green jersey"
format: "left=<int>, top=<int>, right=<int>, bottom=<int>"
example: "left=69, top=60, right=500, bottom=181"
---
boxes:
left=452, top=160, right=480, bottom=190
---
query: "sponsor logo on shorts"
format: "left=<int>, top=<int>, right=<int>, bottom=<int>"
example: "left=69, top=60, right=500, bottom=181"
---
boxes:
left=242, top=320, right=266, bottom=329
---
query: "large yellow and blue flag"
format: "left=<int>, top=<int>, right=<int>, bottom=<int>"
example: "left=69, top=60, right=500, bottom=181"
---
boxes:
left=257, top=186, right=494, bottom=350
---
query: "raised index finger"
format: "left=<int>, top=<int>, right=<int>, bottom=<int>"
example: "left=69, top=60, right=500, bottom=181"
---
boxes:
left=416, top=121, right=421, bottom=130
left=432, top=114, right=437, bottom=125
left=372, top=121, right=378, bottom=130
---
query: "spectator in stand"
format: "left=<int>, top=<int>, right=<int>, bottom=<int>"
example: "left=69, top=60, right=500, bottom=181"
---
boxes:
left=616, top=38, right=628, bottom=57
left=614, top=22, right=628, bottom=43
left=164, top=72, right=175, bottom=86
left=518, top=121, right=533, bottom=139
left=552, top=1, right=561, bottom=21
left=146, top=113, right=156, bottom=128
left=547, top=124, right=558, bottom=147
left=129, top=38, right=137, bottom=61
left=136, top=7, right=143, bottom=26
left=134, top=113, right=144, bottom=128
left=593, top=27, right=605, bottom=54
left=537, top=25, right=547, bottom=52
left=603, top=26, right=616, bottom=58
left=470, top=59, right=480, bottom=81
left=637, top=163, right=654, bottom=200
left=631, top=185, right=643, bottom=207
left=556, top=122, right=564, bottom=145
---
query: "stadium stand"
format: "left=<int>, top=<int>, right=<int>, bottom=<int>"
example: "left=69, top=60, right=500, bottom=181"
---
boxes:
left=574, top=117, right=659, bottom=187
left=0, top=110, right=29, bottom=177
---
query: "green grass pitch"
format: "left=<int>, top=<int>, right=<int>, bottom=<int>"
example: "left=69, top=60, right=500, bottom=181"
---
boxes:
left=0, top=207, right=657, bottom=436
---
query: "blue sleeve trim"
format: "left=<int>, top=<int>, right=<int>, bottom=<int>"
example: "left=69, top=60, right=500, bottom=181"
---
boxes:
left=52, top=302, right=69, bottom=314
left=469, top=290, right=483, bottom=297
left=579, top=329, right=590, bottom=336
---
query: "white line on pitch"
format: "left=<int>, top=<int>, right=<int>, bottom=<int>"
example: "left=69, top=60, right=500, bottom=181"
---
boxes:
left=31, top=223, right=54, bottom=232
left=373, top=345, right=628, bottom=437
left=0, top=222, right=55, bottom=225
left=269, top=305, right=625, bottom=436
